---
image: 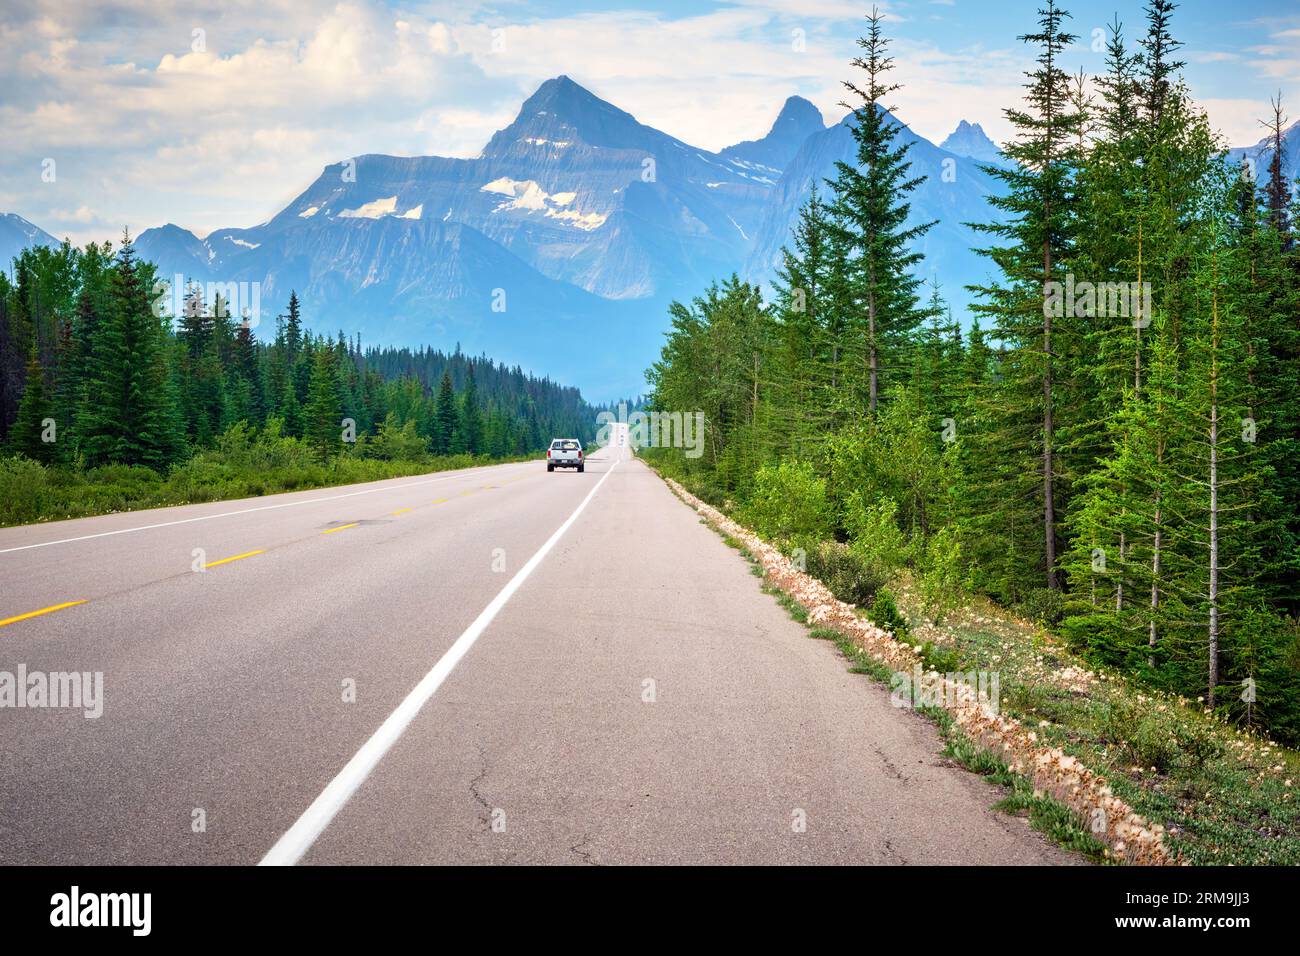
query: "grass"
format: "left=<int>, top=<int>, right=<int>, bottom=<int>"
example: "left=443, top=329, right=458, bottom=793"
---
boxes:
left=884, top=577, right=1300, bottom=865
left=0, top=435, right=535, bottom=529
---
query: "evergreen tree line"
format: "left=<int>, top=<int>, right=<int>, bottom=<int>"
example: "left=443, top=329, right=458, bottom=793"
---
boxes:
left=0, top=235, right=598, bottom=469
left=646, top=3, right=1300, bottom=743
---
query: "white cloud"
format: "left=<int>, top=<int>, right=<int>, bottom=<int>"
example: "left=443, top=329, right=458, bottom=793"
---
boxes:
left=0, top=0, right=1284, bottom=246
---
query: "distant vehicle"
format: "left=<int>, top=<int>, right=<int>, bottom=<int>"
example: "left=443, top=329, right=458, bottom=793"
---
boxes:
left=547, top=438, right=584, bottom=472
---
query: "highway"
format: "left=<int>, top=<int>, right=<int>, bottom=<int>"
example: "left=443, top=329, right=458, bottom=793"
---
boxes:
left=0, top=446, right=1075, bottom=865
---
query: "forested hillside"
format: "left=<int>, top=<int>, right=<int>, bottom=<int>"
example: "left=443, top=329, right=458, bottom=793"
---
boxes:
left=0, top=236, right=595, bottom=460
left=646, top=2, right=1300, bottom=745
left=0, top=235, right=597, bottom=525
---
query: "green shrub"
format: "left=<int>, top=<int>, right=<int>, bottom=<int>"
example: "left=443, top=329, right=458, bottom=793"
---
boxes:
left=1017, top=587, right=1066, bottom=627
left=869, top=587, right=911, bottom=639
left=806, top=540, right=886, bottom=608
left=843, top=493, right=910, bottom=579
left=917, top=525, right=966, bottom=624
left=743, top=460, right=834, bottom=543
left=0, top=456, right=52, bottom=525
left=367, top=415, right=429, bottom=462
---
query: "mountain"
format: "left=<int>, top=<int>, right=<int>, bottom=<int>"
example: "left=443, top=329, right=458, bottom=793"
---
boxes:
left=744, top=108, right=1006, bottom=318
left=1227, top=119, right=1300, bottom=188
left=5, top=85, right=1014, bottom=396
left=939, top=120, right=1008, bottom=167
left=11, top=85, right=1300, bottom=397
left=0, top=214, right=60, bottom=276
left=130, top=75, right=799, bottom=395
left=719, top=96, right=826, bottom=174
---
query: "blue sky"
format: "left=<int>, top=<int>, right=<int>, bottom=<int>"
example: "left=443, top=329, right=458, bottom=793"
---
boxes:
left=2, top=0, right=1295, bottom=244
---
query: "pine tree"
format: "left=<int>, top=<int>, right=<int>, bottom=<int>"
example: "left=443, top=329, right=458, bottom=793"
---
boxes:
left=967, top=0, right=1085, bottom=595
left=1261, top=95, right=1294, bottom=243
left=827, top=7, right=935, bottom=414
left=78, top=233, right=183, bottom=470
left=432, top=368, right=457, bottom=456
left=303, top=347, right=342, bottom=462
left=458, top=363, right=484, bottom=456
left=284, top=291, right=303, bottom=356
left=1139, top=0, right=1185, bottom=125
left=10, top=348, right=55, bottom=462
left=769, top=187, right=839, bottom=456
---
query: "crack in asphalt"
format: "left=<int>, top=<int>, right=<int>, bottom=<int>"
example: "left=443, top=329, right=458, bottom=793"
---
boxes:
left=873, top=745, right=908, bottom=783
left=468, top=746, right=493, bottom=829
left=883, top=838, right=909, bottom=865
left=569, top=835, right=599, bottom=866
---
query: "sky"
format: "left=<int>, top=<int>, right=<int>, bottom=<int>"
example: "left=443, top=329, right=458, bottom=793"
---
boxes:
left=2, top=0, right=1296, bottom=245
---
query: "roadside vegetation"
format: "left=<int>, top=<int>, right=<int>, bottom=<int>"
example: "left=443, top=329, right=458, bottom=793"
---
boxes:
left=644, top=1, right=1300, bottom=864
left=0, top=237, right=597, bottom=527
left=0, top=423, right=531, bottom=527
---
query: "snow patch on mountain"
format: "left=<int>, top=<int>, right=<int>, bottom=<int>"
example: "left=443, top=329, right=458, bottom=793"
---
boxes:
left=481, top=178, right=605, bottom=230
left=339, top=196, right=399, bottom=219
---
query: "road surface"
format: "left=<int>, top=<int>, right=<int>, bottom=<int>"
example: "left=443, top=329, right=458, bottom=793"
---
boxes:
left=0, top=447, right=1075, bottom=864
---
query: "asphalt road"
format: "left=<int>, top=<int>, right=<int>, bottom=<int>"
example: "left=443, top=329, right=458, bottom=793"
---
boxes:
left=0, top=447, right=1075, bottom=865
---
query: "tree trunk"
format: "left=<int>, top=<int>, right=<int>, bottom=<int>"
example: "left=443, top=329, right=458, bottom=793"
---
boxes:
left=1207, top=262, right=1220, bottom=708
left=1116, top=531, right=1125, bottom=611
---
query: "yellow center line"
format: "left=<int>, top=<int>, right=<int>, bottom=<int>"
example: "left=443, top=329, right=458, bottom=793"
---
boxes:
left=390, top=508, right=412, bottom=516
left=320, top=523, right=360, bottom=535
left=205, top=549, right=265, bottom=569
left=0, top=600, right=87, bottom=629
left=431, top=498, right=448, bottom=504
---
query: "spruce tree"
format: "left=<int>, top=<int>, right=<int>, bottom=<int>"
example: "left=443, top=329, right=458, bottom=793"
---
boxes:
left=770, top=187, right=838, bottom=456
left=458, top=363, right=484, bottom=456
left=10, top=348, right=55, bottom=462
left=432, top=368, right=457, bottom=456
left=303, top=347, right=342, bottom=462
left=78, top=233, right=183, bottom=470
left=967, top=0, right=1085, bottom=594
left=827, top=7, right=934, bottom=414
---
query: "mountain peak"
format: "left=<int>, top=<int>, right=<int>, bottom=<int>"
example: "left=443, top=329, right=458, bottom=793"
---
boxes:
left=772, top=96, right=824, bottom=134
left=719, top=95, right=825, bottom=172
left=939, top=120, right=1004, bottom=165
left=485, top=75, right=646, bottom=156
left=522, top=75, right=598, bottom=110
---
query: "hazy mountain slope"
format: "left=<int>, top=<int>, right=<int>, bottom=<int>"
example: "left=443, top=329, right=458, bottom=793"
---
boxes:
left=745, top=109, right=1005, bottom=318
left=0, top=213, right=60, bottom=274
left=719, top=96, right=826, bottom=172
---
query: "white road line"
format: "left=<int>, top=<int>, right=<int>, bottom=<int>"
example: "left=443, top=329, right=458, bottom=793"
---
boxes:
left=259, top=459, right=619, bottom=866
left=0, top=462, right=537, bottom=556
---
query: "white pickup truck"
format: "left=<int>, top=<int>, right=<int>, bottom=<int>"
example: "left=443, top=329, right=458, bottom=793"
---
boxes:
left=546, top=438, right=585, bottom=473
